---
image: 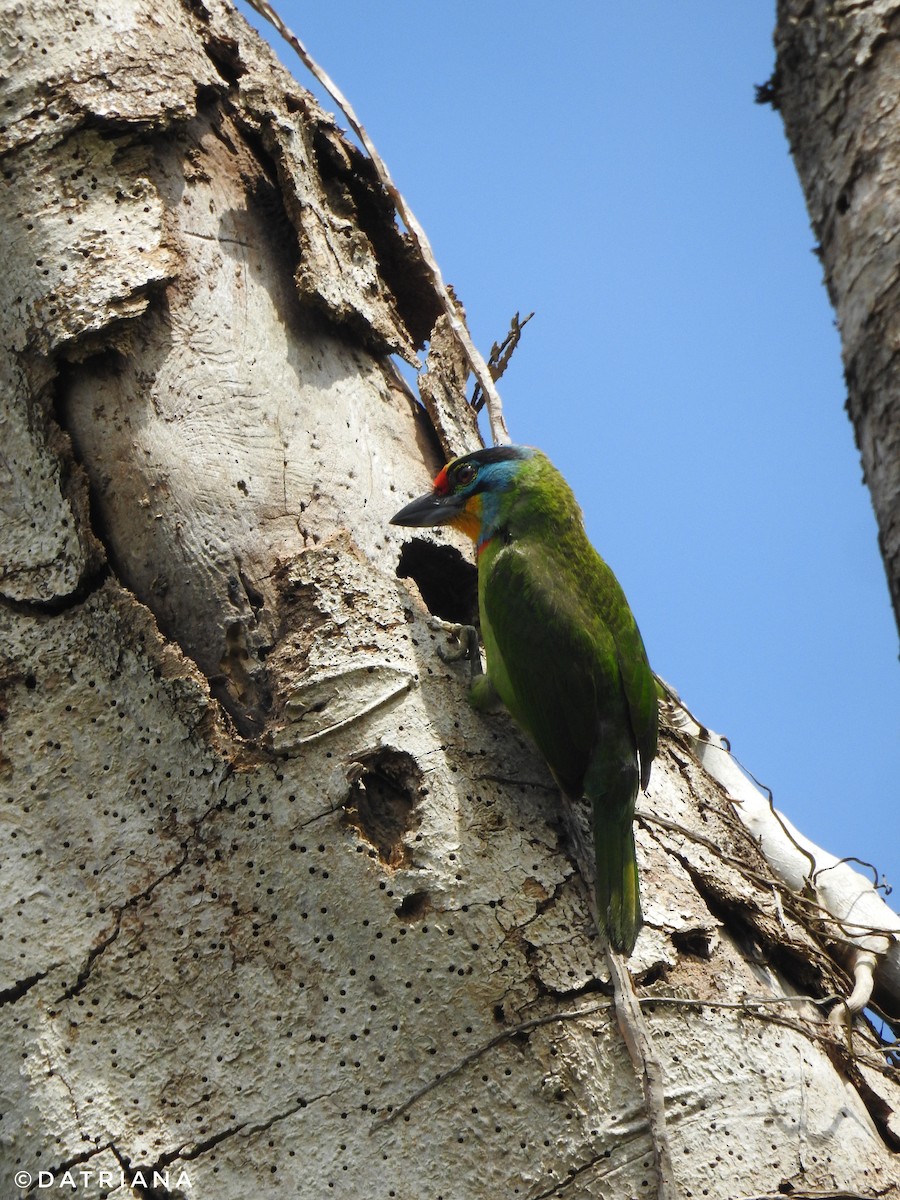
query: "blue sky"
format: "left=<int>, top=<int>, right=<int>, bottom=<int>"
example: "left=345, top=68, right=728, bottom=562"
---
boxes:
left=241, top=3, right=900, bottom=906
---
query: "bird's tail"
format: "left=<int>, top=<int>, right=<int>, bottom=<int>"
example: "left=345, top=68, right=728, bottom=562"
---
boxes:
left=592, top=797, right=642, bottom=955
left=582, top=736, right=644, bottom=954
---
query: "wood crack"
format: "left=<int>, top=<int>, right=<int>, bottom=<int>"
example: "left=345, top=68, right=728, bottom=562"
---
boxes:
left=56, top=844, right=191, bottom=1001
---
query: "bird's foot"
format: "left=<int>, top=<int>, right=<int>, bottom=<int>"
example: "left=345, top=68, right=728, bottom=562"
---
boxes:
left=429, top=618, right=483, bottom=677
left=468, top=672, right=503, bottom=713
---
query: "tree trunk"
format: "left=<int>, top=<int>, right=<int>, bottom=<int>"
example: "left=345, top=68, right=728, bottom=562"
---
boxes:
left=1, top=2, right=898, bottom=1197
left=772, top=0, right=900, bottom=636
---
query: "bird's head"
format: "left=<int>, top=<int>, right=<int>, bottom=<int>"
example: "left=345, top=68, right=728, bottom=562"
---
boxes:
left=390, top=445, right=536, bottom=545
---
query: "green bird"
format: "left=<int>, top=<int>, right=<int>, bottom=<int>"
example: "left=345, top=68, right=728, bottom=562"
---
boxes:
left=391, top=445, right=657, bottom=953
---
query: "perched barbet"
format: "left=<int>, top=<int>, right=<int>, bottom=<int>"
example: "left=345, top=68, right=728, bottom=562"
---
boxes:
left=391, top=446, right=657, bottom=953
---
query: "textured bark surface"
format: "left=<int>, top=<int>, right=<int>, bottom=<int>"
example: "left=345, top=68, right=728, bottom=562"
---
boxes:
left=1, top=2, right=899, bottom=1197
left=773, top=0, right=900, bottom=634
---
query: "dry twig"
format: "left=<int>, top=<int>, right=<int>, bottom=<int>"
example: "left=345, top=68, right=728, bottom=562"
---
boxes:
left=606, top=947, right=676, bottom=1200
left=470, top=310, right=534, bottom=412
left=370, top=1001, right=610, bottom=1130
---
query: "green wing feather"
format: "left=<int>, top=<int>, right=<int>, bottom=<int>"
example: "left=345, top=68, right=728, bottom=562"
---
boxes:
left=480, top=536, right=656, bottom=798
left=480, top=539, right=623, bottom=795
left=476, top=457, right=656, bottom=953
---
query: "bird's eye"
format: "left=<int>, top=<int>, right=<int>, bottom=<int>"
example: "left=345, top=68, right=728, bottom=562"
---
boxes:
left=454, top=463, right=477, bottom=488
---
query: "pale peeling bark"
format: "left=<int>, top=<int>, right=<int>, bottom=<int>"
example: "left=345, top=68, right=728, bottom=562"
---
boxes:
left=773, top=0, right=900, bottom=633
left=1, top=2, right=899, bottom=1198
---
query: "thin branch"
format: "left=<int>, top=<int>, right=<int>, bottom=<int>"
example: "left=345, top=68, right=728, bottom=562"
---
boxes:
left=369, top=980, right=896, bottom=1141
left=369, top=1001, right=610, bottom=1130
left=642, top=809, right=892, bottom=983
left=643, top=772, right=897, bottom=947
left=639, top=811, right=800, bottom=904
left=816, top=855, right=891, bottom=894
left=471, top=311, right=534, bottom=412
left=606, top=948, right=676, bottom=1200
left=242, top=0, right=511, bottom=446
left=670, top=701, right=900, bottom=962
left=645, top=992, right=842, bottom=1013
left=649, top=994, right=899, bottom=1080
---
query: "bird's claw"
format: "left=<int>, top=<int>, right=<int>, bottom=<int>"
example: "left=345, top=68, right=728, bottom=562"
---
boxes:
left=429, top=619, right=483, bottom=677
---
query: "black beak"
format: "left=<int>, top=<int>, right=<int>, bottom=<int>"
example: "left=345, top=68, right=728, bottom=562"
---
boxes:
left=390, top=489, right=467, bottom=528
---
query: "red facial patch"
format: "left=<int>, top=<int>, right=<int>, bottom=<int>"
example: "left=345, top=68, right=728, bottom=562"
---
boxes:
left=432, top=464, right=451, bottom=495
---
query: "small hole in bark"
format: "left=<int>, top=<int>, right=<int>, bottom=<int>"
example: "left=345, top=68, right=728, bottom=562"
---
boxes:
left=671, top=925, right=715, bottom=959
left=343, top=749, right=423, bottom=867
left=396, top=538, right=477, bottom=625
left=202, top=33, right=247, bottom=85
left=394, top=891, right=429, bottom=922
